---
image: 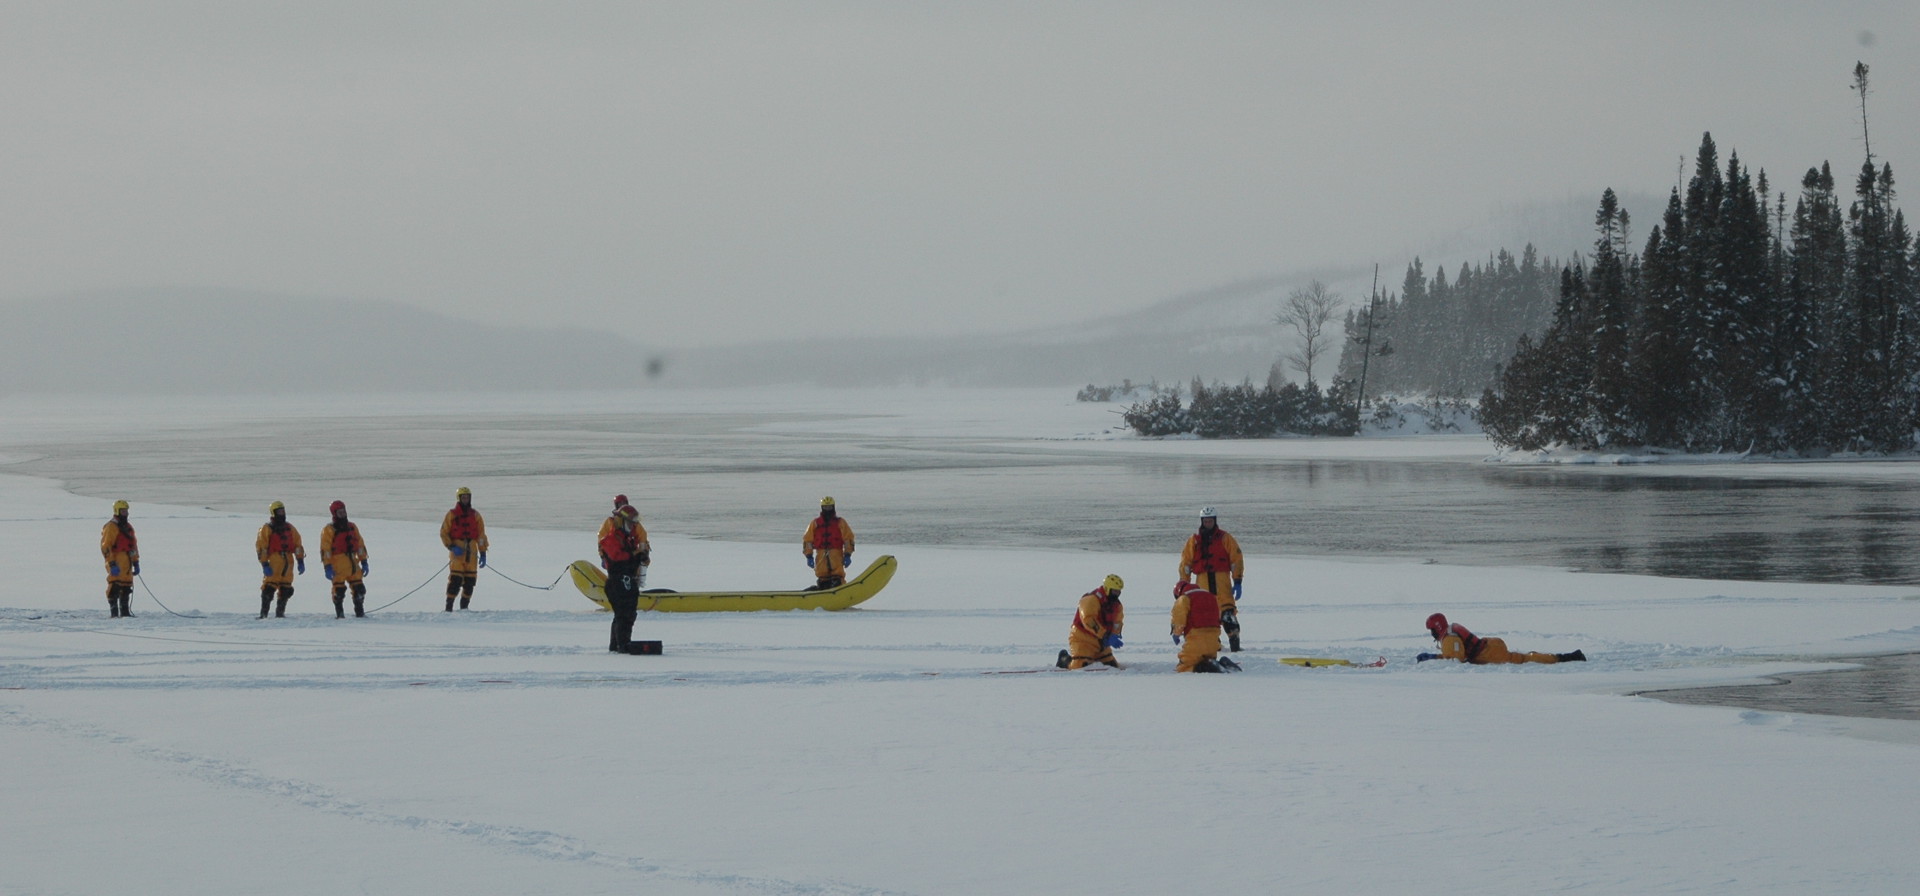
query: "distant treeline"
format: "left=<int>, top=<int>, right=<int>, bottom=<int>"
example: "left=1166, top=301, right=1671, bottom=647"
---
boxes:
left=1333, top=248, right=1561, bottom=398
left=1480, top=131, right=1920, bottom=454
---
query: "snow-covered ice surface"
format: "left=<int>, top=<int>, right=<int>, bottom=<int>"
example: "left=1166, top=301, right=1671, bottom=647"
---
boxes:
left=5, top=389, right=1920, bottom=894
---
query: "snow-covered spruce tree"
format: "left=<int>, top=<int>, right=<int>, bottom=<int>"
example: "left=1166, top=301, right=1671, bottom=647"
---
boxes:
left=1783, top=163, right=1848, bottom=450
left=1121, top=389, right=1190, bottom=436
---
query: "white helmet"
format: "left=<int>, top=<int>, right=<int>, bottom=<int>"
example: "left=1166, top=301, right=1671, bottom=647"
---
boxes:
left=1201, top=506, right=1218, bottom=519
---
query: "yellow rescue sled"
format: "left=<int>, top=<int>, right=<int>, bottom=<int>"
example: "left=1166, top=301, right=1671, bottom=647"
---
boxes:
left=569, top=555, right=897, bottom=613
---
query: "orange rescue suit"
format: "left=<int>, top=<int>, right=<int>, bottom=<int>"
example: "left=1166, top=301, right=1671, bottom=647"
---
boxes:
left=256, top=521, right=305, bottom=587
left=802, top=515, right=855, bottom=583
left=1180, top=527, right=1244, bottom=598
left=1172, top=586, right=1231, bottom=673
left=1436, top=625, right=1563, bottom=665
left=1067, top=588, right=1125, bottom=669
left=101, top=518, right=139, bottom=586
left=441, top=505, right=488, bottom=575
left=320, top=522, right=369, bottom=584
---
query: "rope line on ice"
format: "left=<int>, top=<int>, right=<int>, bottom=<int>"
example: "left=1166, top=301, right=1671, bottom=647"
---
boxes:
left=362, top=562, right=452, bottom=614
left=485, top=563, right=568, bottom=591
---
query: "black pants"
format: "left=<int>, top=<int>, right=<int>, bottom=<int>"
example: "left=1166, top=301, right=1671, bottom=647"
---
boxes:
left=606, top=562, right=641, bottom=651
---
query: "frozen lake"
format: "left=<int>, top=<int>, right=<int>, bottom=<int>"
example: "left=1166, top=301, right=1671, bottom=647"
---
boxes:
left=10, top=388, right=1920, bottom=586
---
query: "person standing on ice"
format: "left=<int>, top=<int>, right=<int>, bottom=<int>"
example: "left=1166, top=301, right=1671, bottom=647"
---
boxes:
left=1170, top=581, right=1237, bottom=672
left=320, top=500, right=370, bottom=619
left=1058, top=574, right=1126, bottom=669
left=596, top=494, right=649, bottom=584
left=1417, top=613, right=1585, bottom=665
left=1179, top=507, right=1245, bottom=651
left=440, top=486, right=488, bottom=611
left=99, top=500, right=140, bottom=618
left=256, top=501, right=305, bottom=619
left=802, top=496, right=854, bottom=590
left=599, top=504, right=649, bottom=652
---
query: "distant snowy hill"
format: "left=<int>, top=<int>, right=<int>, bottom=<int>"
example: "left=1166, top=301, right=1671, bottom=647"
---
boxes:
left=0, top=288, right=647, bottom=395
left=665, top=192, right=1659, bottom=388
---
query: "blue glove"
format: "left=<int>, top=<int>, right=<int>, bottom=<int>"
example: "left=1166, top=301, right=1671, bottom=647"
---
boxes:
left=1232, top=580, right=1243, bottom=599
left=450, top=545, right=466, bottom=557
left=1172, top=634, right=1183, bottom=645
left=325, top=565, right=335, bottom=581
left=296, top=558, right=306, bottom=575
left=478, top=552, right=487, bottom=569
left=131, top=560, right=139, bottom=575
left=1416, top=652, right=1439, bottom=663
left=804, top=553, right=814, bottom=568
left=1103, top=634, right=1123, bottom=649
left=361, top=559, right=369, bottom=575
left=109, top=563, right=121, bottom=576
left=262, top=562, right=273, bottom=576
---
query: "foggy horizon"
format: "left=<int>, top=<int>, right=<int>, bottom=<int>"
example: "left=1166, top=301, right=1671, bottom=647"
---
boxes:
left=4, top=2, right=1915, bottom=350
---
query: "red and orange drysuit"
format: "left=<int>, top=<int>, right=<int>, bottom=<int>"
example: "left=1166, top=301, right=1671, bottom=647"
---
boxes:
left=1171, top=582, right=1236, bottom=672
left=802, top=512, right=855, bottom=589
left=1066, top=586, right=1126, bottom=669
left=256, top=517, right=305, bottom=618
left=1433, top=623, right=1566, bottom=665
left=100, top=511, right=139, bottom=618
left=441, top=499, right=488, bottom=610
left=321, top=517, right=370, bottom=618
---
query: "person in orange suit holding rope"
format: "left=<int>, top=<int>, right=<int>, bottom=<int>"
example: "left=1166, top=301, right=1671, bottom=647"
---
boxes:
left=441, top=486, right=488, bottom=610
left=320, top=500, right=370, bottom=619
left=100, top=500, right=140, bottom=619
left=256, top=501, right=305, bottom=618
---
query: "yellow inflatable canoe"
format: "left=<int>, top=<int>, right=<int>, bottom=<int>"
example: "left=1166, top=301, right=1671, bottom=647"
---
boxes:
left=569, top=554, right=897, bottom=612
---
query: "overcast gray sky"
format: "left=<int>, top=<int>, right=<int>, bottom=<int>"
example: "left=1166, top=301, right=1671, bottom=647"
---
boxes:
left=3, top=1, right=1915, bottom=348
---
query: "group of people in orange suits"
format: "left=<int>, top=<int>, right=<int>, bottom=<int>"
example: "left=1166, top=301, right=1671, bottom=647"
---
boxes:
left=1059, top=506, right=1587, bottom=672
left=98, top=489, right=489, bottom=619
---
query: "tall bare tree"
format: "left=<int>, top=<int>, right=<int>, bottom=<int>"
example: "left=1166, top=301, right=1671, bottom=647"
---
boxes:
left=1274, top=280, right=1343, bottom=388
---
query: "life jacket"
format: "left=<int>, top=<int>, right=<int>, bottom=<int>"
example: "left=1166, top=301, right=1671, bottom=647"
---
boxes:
left=1449, top=623, right=1484, bottom=661
left=1184, top=589, right=1222, bottom=629
left=107, top=518, right=136, bottom=552
left=809, top=515, right=847, bottom=551
left=600, top=525, right=641, bottom=565
left=1190, top=528, right=1233, bottom=573
left=263, top=520, right=297, bottom=554
left=1073, top=591, right=1122, bottom=635
left=447, top=506, right=482, bottom=540
left=329, top=521, right=360, bottom=556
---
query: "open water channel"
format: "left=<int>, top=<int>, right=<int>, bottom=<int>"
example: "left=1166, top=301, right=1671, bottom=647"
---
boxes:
left=13, top=405, right=1920, bottom=586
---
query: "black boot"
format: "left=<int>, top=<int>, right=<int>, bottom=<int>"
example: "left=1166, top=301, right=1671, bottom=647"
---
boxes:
left=1228, top=633, right=1242, bottom=652
left=445, top=596, right=455, bottom=612
left=259, top=588, right=274, bottom=619
left=118, top=590, right=134, bottom=618
left=275, top=592, right=290, bottom=618
left=333, top=595, right=346, bottom=619
left=1056, top=649, right=1071, bottom=669
left=353, top=596, right=365, bottom=618
left=459, top=596, right=470, bottom=610
left=1557, top=650, right=1587, bottom=662
left=109, top=595, right=120, bottom=618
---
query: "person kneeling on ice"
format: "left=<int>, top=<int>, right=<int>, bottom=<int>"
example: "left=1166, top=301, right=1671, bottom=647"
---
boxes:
left=1170, top=582, right=1238, bottom=673
left=600, top=504, right=649, bottom=653
left=1417, top=613, right=1585, bottom=665
left=1058, top=575, right=1126, bottom=669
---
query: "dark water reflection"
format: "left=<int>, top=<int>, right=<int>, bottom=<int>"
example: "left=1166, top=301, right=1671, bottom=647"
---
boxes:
left=1642, top=653, right=1920, bottom=721
left=16, top=411, right=1920, bottom=586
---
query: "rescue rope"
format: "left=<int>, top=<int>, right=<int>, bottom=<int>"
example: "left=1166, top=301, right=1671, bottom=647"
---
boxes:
left=135, top=573, right=205, bottom=618
left=485, top=564, right=568, bottom=591
left=362, top=561, right=452, bottom=614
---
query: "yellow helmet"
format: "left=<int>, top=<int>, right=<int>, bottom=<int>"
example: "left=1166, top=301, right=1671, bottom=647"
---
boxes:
left=113, top=499, right=130, bottom=513
left=1102, top=574, right=1124, bottom=593
left=269, top=500, right=285, bottom=514
left=820, top=496, right=835, bottom=507
left=456, top=487, right=472, bottom=498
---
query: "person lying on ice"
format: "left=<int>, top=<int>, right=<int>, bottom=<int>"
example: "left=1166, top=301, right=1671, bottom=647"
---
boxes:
left=1170, top=581, right=1238, bottom=672
left=1417, top=613, right=1585, bottom=664
left=1058, top=574, right=1126, bottom=669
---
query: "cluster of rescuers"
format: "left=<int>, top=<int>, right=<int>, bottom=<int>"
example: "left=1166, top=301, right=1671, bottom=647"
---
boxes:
left=99, top=496, right=1586, bottom=671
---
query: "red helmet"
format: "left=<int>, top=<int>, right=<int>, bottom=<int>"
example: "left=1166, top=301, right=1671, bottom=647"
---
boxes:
left=1173, top=581, right=1197, bottom=598
left=614, top=494, right=629, bottom=508
left=329, top=500, right=347, bottom=516
left=1425, top=613, right=1449, bottom=639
